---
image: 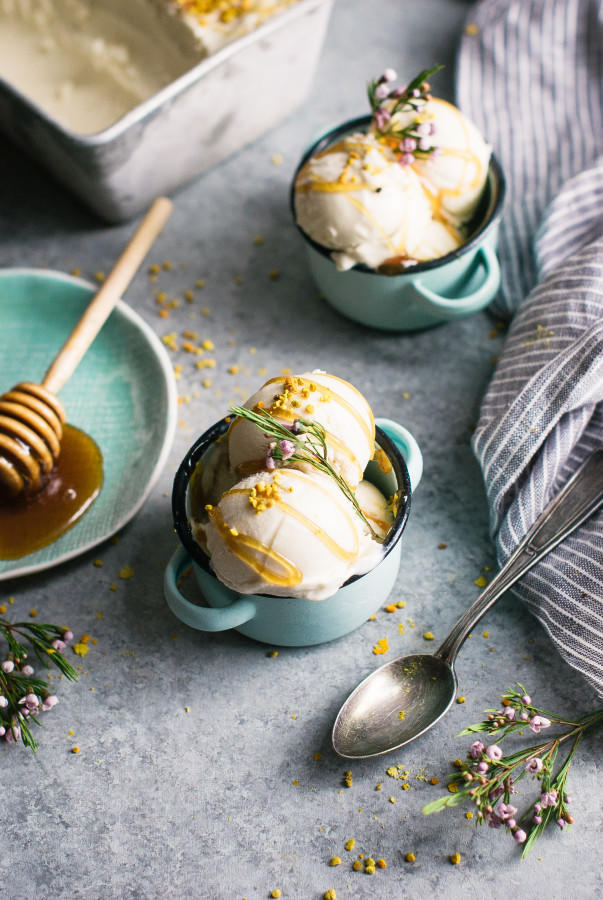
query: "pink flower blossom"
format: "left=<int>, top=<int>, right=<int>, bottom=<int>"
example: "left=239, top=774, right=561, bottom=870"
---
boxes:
left=469, top=740, right=485, bottom=759
left=485, top=744, right=503, bottom=761
left=530, top=715, right=551, bottom=734
left=525, top=757, right=544, bottom=774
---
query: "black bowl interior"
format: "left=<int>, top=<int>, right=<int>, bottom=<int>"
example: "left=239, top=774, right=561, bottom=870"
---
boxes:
left=171, top=417, right=412, bottom=588
left=289, top=114, right=506, bottom=275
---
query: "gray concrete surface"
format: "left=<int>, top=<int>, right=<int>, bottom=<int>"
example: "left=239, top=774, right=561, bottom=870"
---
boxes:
left=0, top=1, right=600, bottom=898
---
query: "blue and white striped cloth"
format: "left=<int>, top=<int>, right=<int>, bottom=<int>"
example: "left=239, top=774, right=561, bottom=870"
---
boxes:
left=456, top=0, right=603, bottom=695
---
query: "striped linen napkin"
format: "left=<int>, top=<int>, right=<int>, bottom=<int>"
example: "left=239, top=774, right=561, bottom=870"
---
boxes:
left=456, top=0, right=603, bottom=695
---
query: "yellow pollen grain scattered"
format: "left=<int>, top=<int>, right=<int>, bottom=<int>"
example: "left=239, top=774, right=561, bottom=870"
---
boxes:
left=465, top=22, right=479, bottom=35
left=267, top=650, right=278, bottom=658
left=402, top=783, right=410, bottom=791
left=253, top=235, right=264, bottom=245
left=372, top=638, right=389, bottom=655
left=457, top=696, right=466, bottom=704
left=465, top=811, right=473, bottom=819
left=396, top=601, right=406, bottom=608
left=423, top=631, right=435, bottom=641
left=474, top=575, right=488, bottom=588
left=352, top=860, right=363, bottom=871
left=71, top=746, right=80, bottom=754
left=0, top=605, right=5, bottom=614
left=119, top=566, right=135, bottom=580
left=270, top=892, right=281, bottom=899
left=384, top=604, right=396, bottom=613
left=228, top=365, right=240, bottom=375
left=447, top=782, right=459, bottom=793
left=73, top=643, right=89, bottom=657
left=202, top=339, right=214, bottom=350
left=389, top=796, right=396, bottom=804
left=430, top=777, right=439, bottom=785
left=483, top=631, right=490, bottom=638
left=93, top=559, right=104, bottom=567
left=94, top=271, right=105, bottom=283
left=271, top=153, right=283, bottom=165
left=29, top=609, right=37, bottom=618
left=376, top=859, right=387, bottom=869
left=324, top=891, right=336, bottom=900
left=344, top=839, right=356, bottom=851
left=450, top=853, right=462, bottom=865
left=80, top=634, right=91, bottom=644
left=149, top=263, right=161, bottom=275
left=329, top=857, right=341, bottom=867
left=405, top=853, right=415, bottom=863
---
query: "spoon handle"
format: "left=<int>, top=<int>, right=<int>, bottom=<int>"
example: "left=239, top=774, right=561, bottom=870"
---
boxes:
left=436, top=448, right=603, bottom=665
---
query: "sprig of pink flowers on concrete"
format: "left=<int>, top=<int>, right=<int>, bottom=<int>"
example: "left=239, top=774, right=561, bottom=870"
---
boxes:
left=423, top=683, right=602, bottom=857
left=0, top=616, right=78, bottom=751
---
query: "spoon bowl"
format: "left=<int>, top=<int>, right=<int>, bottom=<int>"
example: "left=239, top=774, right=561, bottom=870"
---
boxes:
left=331, top=448, right=603, bottom=759
left=333, top=653, right=456, bottom=758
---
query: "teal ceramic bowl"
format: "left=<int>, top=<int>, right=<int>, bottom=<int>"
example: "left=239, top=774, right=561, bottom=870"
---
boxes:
left=163, top=416, right=423, bottom=646
left=291, top=116, right=505, bottom=331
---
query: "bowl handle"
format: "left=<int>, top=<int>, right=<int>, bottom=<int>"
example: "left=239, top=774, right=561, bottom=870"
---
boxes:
left=163, top=546, right=257, bottom=632
left=375, top=418, right=423, bottom=491
left=412, top=244, right=501, bottom=320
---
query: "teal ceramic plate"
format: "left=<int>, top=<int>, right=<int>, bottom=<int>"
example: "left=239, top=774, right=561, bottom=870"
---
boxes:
left=0, top=269, right=178, bottom=580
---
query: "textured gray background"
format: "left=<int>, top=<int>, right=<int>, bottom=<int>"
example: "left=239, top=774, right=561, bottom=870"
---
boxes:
left=0, top=1, right=600, bottom=898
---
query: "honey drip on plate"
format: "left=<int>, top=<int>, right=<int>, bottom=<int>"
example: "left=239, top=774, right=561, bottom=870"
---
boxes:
left=0, top=424, right=103, bottom=560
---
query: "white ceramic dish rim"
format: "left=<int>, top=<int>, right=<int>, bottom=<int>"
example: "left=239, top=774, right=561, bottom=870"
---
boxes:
left=0, top=267, right=179, bottom=581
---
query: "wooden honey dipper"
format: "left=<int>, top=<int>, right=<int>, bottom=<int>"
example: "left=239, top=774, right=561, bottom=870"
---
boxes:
left=0, top=196, right=173, bottom=501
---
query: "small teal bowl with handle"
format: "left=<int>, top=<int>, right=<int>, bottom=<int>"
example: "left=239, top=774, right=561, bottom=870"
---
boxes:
left=164, top=416, right=422, bottom=646
left=291, top=116, right=505, bottom=331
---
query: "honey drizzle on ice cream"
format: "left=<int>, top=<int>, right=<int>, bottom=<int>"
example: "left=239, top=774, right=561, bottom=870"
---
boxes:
left=228, top=374, right=374, bottom=483
left=295, top=99, right=487, bottom=263
left=209, top=469, right=360, bottom=587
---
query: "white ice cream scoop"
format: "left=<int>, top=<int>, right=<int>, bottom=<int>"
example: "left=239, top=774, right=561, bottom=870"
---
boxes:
left=227, top=370, right=375, bottom=489
left=203, top=467, right=384, bottom=601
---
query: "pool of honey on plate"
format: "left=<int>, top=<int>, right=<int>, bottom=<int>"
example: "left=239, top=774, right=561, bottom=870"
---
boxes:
left=0, top=424, right=103, bottom=560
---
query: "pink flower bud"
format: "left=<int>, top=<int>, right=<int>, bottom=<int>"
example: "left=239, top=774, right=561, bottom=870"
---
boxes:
left=21, top=664, right=34, bottom=676
left=485, top=744, right=503, bottom=762
left=529, top=716, right=551, bottom=734
left=469, top=740, right=485, bottom=758
left=1, top=660, right=14, bottom=673
left=513, top=829, right=527, bottom=843
left=521, top=695, right=531, bottom=705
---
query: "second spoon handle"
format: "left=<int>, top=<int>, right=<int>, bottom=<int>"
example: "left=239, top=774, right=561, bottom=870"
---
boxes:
left=436, top=448, right=603, bottom=665
left=43, top=196, right=173, bottom=396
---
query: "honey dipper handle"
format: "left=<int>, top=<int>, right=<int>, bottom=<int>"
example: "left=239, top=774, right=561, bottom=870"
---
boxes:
left=42, top=196, right=173, bottom=395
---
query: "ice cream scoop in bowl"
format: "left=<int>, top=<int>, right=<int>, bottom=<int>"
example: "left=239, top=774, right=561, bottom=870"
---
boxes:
left=164, top=377, right=423, bottom=646
left=291, top=66, right=505, bottom=331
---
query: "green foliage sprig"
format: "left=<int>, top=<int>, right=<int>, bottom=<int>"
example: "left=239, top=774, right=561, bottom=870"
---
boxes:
left=423, top=683, right=602, bottom=857
left=229, top=405, right=381, bottom=541
left=0, top=616, right=78, bottom=752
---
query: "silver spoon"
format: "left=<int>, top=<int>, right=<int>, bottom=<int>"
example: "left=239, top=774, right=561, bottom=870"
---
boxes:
left=332, top=448, right=603, bottom=759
